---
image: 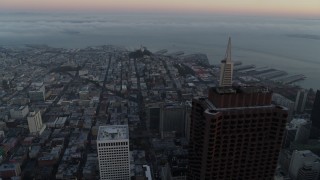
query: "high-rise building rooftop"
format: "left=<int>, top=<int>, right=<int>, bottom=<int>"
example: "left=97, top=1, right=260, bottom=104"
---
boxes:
left=97, top=125, right=129, bottom=141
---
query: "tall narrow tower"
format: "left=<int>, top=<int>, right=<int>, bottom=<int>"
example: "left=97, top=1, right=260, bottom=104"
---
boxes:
left=27, top=111, right=46, bottom=135
left=97, top=125, right=130, bottom=180
left=219, top=37, right=234, bottom=87
left=310, top=90, right=320, bottom=138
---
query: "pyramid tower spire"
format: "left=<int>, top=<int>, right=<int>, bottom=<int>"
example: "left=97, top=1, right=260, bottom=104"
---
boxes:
left=219, top=37, right=234, bottom=87
left=225, top=37, right=232, bottom=62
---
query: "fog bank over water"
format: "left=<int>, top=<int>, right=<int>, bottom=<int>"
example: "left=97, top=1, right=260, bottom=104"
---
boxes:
left=1, top=13, right=320, bottom=88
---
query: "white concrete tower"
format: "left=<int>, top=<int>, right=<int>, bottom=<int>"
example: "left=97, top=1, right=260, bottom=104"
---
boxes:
left=27, top=111, right=46, bottom=135
left=219, top=37, right=234, bottom=87
left=97, top=125, right=130, bottom=180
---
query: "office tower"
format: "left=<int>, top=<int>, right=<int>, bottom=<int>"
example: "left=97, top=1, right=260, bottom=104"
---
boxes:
left=159, top=102, right=186, bottom=138
left=146, top=103, right=161, bottom=131
left=294, top=89, right=308, bottom=113
left=311, top=90, right=320, bottom=135
left=290, top=119, right=311, bottom=144
left=29, top=82, right=46, bottom=102
left=97, top=125, right=130, bottom=180
left=278, top=150, right=293, bottom=175
left=188, top=86, right=288, bottom=179
left=79, top=90, right=89, bottom=100
left=185, top=101, right=192, bottom=142
left=283, top=118, right=311, bottom=148
left=272, top=93, right=295, bottom=121
left=282, top=126, right=298, bottom=149
left=219, top=37, right=233, bottom=87
left=289, top=150, right=320, bottom=180
left=79, top=86, right=90, bottom=100
left=27, top=111, right=46, bottom=135
left=147, top=102, right=189, bottom=139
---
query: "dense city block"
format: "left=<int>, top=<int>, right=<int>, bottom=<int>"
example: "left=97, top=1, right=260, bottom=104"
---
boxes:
left=0, top=43, right=319, bottom=180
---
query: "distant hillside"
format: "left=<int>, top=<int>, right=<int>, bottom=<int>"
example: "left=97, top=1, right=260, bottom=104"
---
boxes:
left=129, top=48, right=152, bottom=59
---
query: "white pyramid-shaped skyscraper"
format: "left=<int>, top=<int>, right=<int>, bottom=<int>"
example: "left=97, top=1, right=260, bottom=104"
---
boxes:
left=219, top=37, right=234, bottom=87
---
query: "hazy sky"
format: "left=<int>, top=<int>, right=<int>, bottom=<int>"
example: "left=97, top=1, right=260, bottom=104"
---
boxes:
left=2, top=0, right=320, bottom=17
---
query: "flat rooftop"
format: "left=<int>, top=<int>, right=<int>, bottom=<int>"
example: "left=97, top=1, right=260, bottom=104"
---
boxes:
left=212, top=86, right=270, bottom=95
left=97, top=125, right=129, bottom=141
left=14, top=105, right=27, bottom=110
left=28, top=111, right=39, bottom=117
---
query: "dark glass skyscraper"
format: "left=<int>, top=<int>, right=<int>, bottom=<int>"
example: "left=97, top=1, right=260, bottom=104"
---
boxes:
left=188, top=86, right=288, bottom=180
left=310, top=90, right=320, bottom=138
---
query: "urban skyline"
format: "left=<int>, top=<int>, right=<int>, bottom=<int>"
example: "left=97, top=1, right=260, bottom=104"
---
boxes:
left=0, top=1, right=320, bottom=179
left=0, top=36, right=319, bottom=179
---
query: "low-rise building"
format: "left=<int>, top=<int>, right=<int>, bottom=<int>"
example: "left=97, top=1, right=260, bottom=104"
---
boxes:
left=29, top=82, right=46, bottom=101
left=283, top=118, right=311, bottom=148
left=289, top=150, right=320, bottom=180
left=0, top=163, right=21, bottom=179
left=10, top=106, right=29, bottom=119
